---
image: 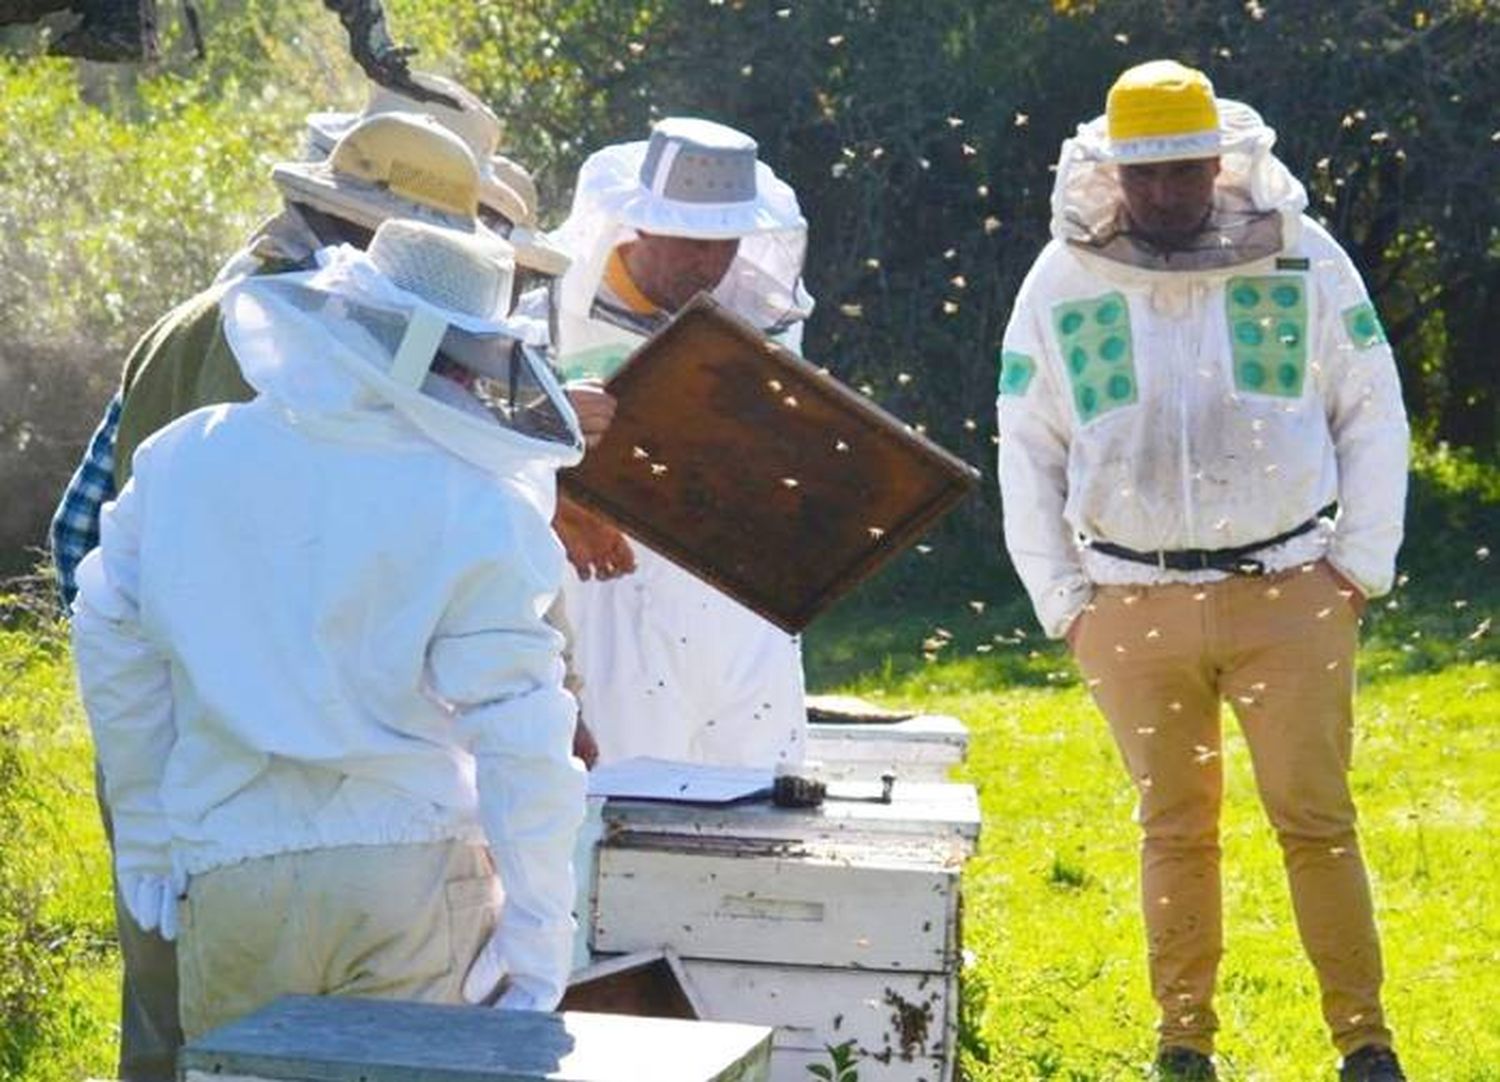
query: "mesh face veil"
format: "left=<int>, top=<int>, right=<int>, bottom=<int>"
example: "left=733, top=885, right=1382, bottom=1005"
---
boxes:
left=551, top=117, right=814, bottom=344
left=433, top=331, right=578, bottom=447
left=1050, top=98, right=1308, bottom=275
left=221, top=223, right=583, bottom=470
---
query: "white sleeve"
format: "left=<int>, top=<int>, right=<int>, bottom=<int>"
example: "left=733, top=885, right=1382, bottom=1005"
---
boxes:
left=774, top=318, right=806, bottom=355
left=427, top=512, right=585, bottom=1011
left=1317, top=246, right=1410, bottom=598
left=997, top=280, right=1091, bottom=638
left=71, top=465, right=181, bottom=938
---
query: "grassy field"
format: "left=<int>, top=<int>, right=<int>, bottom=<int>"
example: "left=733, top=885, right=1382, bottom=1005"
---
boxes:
left=3, top=601, right=1497, bottom=1081
left=0, top=619, right=115, bottom=1082
left=853, top=658, right=1499, bottom=1081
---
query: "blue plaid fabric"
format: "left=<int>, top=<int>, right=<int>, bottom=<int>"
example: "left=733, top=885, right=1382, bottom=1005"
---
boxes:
left=51, top=392, right=122, bottom=608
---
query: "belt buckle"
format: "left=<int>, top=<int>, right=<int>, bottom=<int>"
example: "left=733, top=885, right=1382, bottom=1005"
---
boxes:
left=1234, top=557, right=1267, bottom=576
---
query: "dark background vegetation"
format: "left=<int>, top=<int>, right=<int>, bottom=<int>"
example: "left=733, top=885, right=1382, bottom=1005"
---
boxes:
left=2, top=0, right=1496, bottom=648
left=1, top=5, right=1498, bottom=1076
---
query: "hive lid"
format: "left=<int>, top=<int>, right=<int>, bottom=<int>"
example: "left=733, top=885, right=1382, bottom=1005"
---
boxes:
left=179, top=995, right=771, bottom=1082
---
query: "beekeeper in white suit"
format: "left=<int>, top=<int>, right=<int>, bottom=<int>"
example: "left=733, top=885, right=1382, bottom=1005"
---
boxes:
left=72, top=217, right=588, bottom=1038
left=546, top=117, right=815, bottom=768
left=997, top=61, right=1408, bottom=1082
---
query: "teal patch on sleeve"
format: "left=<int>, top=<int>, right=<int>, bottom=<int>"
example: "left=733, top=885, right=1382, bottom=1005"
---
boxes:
left=1051, top=292, right=1137, bottom=424
left=1225, top=276, right=1308, bottom=398
left=1342, top=302, right=1387, bottom=351
left=560, top=343, right=632, bottom=381
left=1275, top=256, right=1311, bottom=271
left=998, top=350, right=1037, bottom=397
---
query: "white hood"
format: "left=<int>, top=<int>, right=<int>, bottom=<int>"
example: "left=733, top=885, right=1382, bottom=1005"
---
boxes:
left=1050, top=99, right=1308, bottom=281
left=222, top=247, right=584, bottom=515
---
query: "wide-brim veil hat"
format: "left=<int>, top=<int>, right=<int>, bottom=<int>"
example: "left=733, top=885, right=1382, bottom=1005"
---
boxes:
left=551, top=116, right=813, bottom=335
left=301, top=72, right=569, bottom=276
left=222, top=220, right=582, bottom=485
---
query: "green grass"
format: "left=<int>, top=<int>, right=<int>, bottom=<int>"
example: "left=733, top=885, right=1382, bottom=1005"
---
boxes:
left=842, top=659, right=1500, bottom=1081
left=0, top=618, right=117, bottom=1082
left=2, top=576, right=1495, bottom=1079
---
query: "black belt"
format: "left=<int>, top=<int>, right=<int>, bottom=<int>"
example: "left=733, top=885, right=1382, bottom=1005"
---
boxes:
left=1087, top=507, right=1333, bottom=576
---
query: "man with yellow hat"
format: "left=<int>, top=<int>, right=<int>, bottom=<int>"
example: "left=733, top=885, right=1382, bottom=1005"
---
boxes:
left=997, top=60, right=1409, bottom=1082
left=48, top=81, right=594, bottom=1081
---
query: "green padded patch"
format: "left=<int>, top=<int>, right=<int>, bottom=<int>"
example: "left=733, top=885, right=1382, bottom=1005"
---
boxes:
left=1342, top=302, right=1386, bottom=351
left=998, top=350, right=1037, bottom=397
left=1051, top=292, right=1137, bottom=424
left=560, top=343, right=632, bottom=381
left=1225, top=275, right=1308, bottom=398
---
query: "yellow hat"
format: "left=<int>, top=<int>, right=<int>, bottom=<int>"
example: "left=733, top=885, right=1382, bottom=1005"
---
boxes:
left=273, top=113, right=483, bottom=232
left=1105, top=60, right=1222, bottom=163
left=301, top=75, right=571, bottom=277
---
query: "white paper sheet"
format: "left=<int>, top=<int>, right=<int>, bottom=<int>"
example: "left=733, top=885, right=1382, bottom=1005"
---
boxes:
left=586, top=757, right=774, bottom=804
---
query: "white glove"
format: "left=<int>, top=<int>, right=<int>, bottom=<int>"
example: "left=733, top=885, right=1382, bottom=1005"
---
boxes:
left=460, top=906, right=577, bottom=1011
left=438, top=641, right=587, bottom=1013
left=118, top=869, right=184, bottom=942
left=470, top=746, right=587, bottom=1013
left=497, top=974, right=559, bottom=1012
left=461, top=931, right=508, bottom=1005
left=461, top=933, right=566, bottom=1012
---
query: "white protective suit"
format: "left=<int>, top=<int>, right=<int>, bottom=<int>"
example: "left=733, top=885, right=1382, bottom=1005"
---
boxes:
left=72, top=239, right=589, bottom=1011
left=998, top=100, right=1409, bottom=638
left=548, top=120, right=815, bottom=767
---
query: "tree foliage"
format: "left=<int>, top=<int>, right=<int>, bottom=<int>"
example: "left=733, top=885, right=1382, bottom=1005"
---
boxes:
left=444, top=0, right=1500, bottom=466
left=1, top=0, right=1496, bottom=569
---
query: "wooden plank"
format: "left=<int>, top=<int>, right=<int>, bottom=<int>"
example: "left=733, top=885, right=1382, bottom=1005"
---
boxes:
left=802, top=736, right=966, bottom=768
left=807, top=714, right=969, bottom=750
left=805, top=715, right=970, bottom=783
left=683, top=960, right=952, bottom=1060
left=804, top=757, right=956, bottom=784
left=177, top=996, right=771, bottom=1082
left=593, top=846, right=957, bottom=971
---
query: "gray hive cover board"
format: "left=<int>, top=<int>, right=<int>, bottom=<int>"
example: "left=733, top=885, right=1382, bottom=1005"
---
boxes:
left=178, top=995, right=771, bottom=1082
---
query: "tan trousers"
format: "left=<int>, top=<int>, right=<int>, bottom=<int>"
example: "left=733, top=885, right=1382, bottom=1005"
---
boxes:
left=1071, top=561, right=1391, bottom=1057
left=177, top=840, right=500, bottom=1040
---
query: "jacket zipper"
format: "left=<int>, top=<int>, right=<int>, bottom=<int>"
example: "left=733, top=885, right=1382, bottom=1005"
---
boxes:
left=1177, top=285, right=1199, bottom=549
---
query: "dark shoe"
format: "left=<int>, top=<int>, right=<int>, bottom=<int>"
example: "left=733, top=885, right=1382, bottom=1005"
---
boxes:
left=1155, top=1047, right=1217, bottom=1081
left=1340, top=1045, right=1407, bottom=1081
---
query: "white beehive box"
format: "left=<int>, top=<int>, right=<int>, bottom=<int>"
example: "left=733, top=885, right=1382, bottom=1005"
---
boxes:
left=588, top=782, right=979, bottom=1082
left=595, top=779, right=979, bottom=851
left=805, top=713, right=970, bottom=783
left=177, top=994, right=773, bottom=1082
left=686, top=964, right=952, bottom=1082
